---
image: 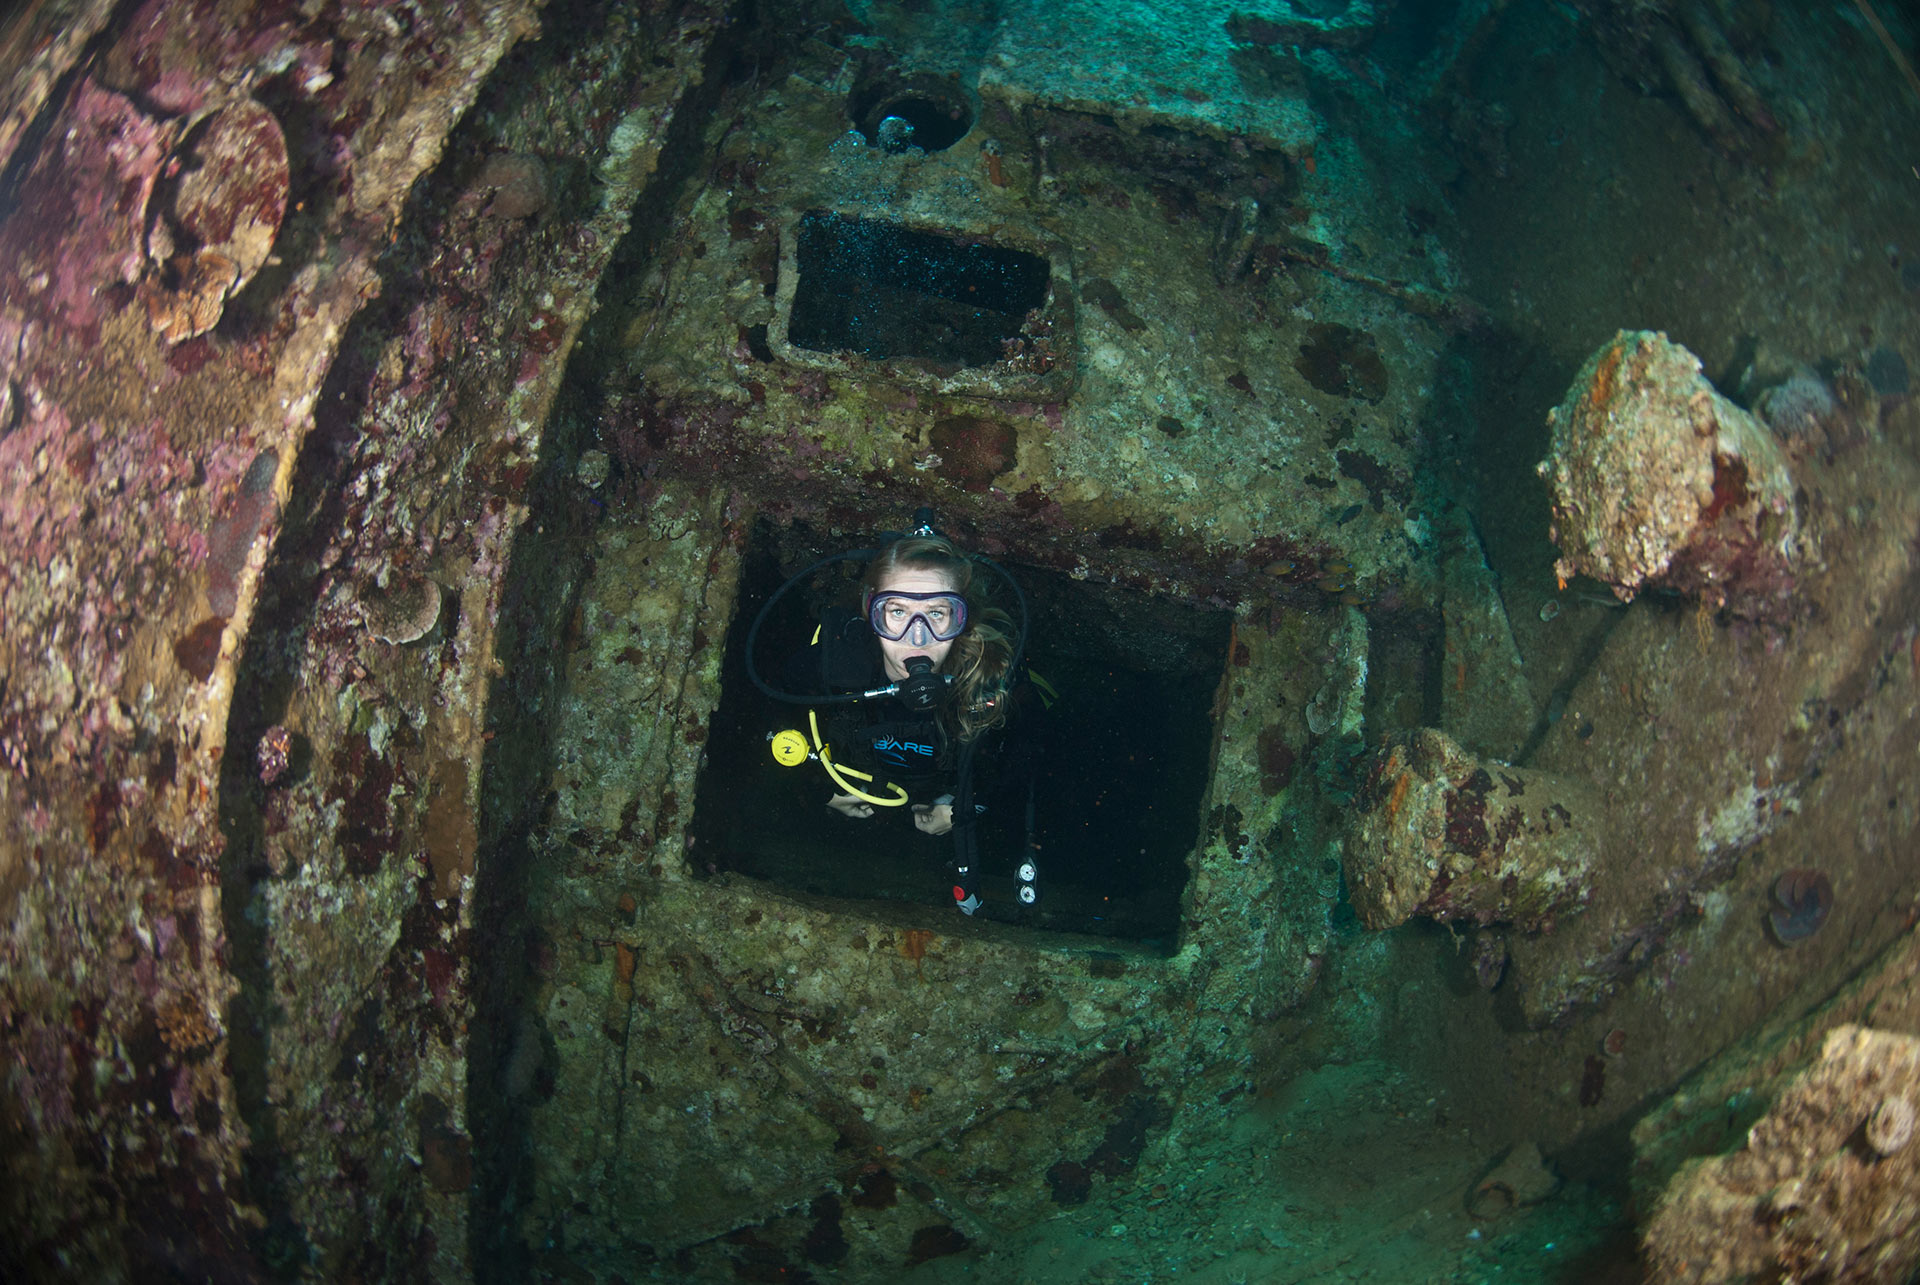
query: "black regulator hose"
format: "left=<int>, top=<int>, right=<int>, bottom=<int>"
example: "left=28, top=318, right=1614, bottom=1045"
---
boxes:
left=743, top=546, right=880, bottom=706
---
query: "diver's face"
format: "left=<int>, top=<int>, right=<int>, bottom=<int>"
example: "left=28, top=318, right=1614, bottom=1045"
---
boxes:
left=873, top=567, right=960, bottom=681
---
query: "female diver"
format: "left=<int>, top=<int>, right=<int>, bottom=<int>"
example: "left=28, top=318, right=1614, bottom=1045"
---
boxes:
left=758, top=528, right=1027, bottom=913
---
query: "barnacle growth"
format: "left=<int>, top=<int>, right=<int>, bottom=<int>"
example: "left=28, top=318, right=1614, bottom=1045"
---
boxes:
left=1868, top=1095, right=1915, bottom=1157
left=359, top=573, right=444, bottom=645
left=1465, top=1142, right=1559, bottom=1220
left=156, top=995, right=219, bottom=1055
left=1768, top=868, right=1834, bottom=944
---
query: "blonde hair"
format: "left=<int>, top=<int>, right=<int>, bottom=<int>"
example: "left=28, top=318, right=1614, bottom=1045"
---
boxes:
left=862, top=535, right=1015, bottom=742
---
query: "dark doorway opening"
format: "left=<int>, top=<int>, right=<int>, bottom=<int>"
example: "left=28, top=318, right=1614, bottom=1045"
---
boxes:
left=784, top=212, right=1052, bottom=368
left=689, top=523, right=1226, bottom=944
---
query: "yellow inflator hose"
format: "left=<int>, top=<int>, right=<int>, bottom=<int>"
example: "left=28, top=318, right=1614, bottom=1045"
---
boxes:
left=767, top=709, right=909, bottom=807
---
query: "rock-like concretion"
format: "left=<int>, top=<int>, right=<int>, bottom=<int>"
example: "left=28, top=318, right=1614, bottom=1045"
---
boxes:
left=1538, top=329, right=1802, bottom=620
left=1342, top=727, right=1599, bottom=933
left=1644, top=1025, right=1920, bottom=1283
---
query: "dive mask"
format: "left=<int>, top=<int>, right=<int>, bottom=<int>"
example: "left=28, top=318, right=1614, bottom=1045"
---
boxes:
left=866, top=590, right=967, bottom=646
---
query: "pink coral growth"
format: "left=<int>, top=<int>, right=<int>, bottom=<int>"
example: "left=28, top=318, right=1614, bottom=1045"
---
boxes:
left=0, top=80, right=171, bottom=335
left=257, top=725, right=292, bottom=785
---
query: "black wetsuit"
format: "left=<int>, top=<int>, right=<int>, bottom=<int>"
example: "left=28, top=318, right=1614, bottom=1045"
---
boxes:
left=787, top=610, right=956, bottom=800
left=783, top=609, right=1027, bottom=910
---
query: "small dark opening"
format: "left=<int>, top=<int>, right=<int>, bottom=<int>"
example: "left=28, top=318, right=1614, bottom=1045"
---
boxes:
left=849, top=75, right=974, bottom=153
left=689, top=523, right=1223, bottom=943
left=785, top=212, right=1051, bottom=368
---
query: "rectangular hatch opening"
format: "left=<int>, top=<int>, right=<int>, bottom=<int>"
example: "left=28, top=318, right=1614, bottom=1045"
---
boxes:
left=688, top=522, right=1229, bottom=944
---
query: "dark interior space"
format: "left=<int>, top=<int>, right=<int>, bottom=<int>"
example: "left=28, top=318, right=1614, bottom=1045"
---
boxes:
left=848, top=73, right=976, bottom=153
left=785, top=211, right=1052, bottom=366
left=688, top=523, right=1223, bottom=941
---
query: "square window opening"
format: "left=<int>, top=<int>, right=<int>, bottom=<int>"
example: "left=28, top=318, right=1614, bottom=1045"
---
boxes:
left=784, top=211, right=1052, bottom=367
left=689, top=522, right=1228, bottom=944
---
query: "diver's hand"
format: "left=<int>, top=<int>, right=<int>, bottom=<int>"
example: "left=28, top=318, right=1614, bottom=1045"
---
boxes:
left=828, top=794, right=875, bottom=819
left=912, top=803, right=954, bottom=836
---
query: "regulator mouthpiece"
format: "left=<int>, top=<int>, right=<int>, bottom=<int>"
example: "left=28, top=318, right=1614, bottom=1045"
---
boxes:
left=897, top=655, right=946, bottom=711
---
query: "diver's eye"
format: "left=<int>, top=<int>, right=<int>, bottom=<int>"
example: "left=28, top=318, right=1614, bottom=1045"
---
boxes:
left=926, top=607, right=950, bottom=626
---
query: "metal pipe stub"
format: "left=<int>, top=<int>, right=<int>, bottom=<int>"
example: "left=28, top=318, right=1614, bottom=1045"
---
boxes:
left=1341, top=728, right=1600, bottom=933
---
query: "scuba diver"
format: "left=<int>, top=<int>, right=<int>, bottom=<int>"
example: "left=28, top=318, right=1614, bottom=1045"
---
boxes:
left=747, top=512, right=1042, bottom=915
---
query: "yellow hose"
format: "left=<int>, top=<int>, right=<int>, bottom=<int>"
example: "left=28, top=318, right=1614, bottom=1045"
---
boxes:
left=810, top=709, right=908, bottom=807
